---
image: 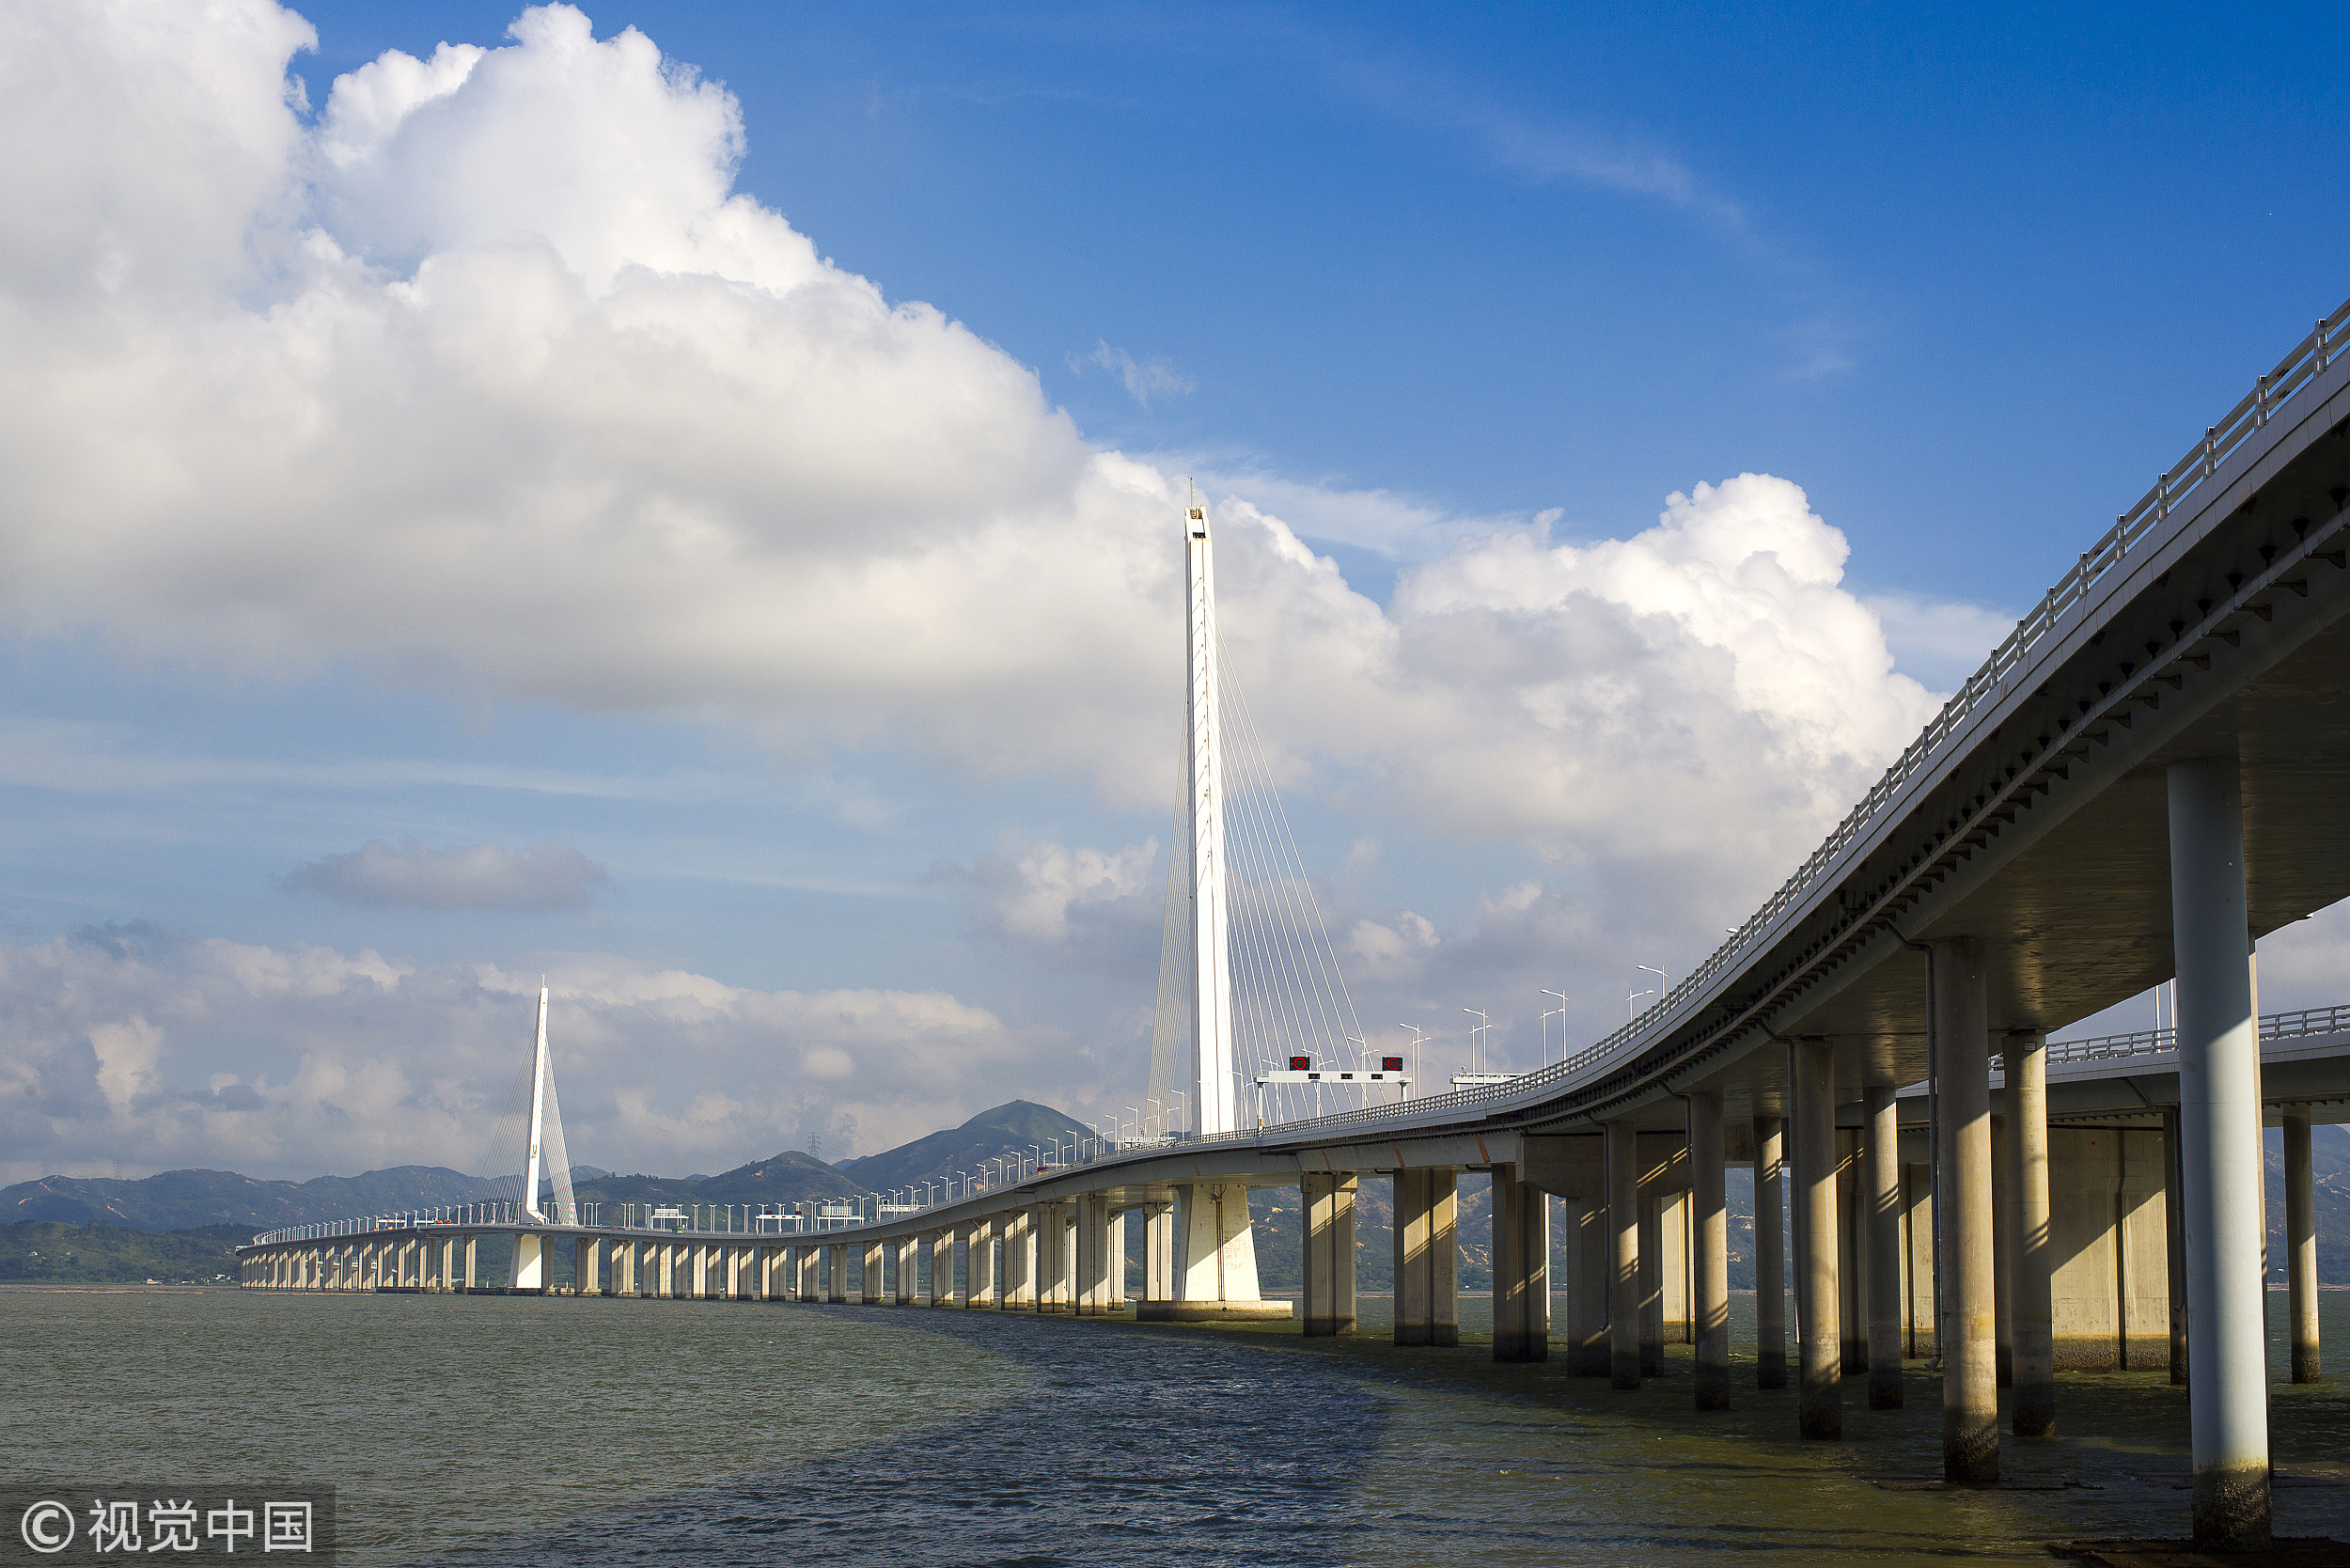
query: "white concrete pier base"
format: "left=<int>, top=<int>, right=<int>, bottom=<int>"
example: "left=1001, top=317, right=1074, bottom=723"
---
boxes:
left=1139, top=1182, right=1291, bottom=1321
left=509, top=1232, right=544, bottom=1292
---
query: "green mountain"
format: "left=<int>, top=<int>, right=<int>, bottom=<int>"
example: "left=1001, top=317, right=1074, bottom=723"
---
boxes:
left=571, top=1151, right=860, bottom=1212
left=0, top=1166, right=505, bottom=1231
left=836, top=1100, right=1092, bottom=1198
left=0, top=1221, right=253, bottom=1283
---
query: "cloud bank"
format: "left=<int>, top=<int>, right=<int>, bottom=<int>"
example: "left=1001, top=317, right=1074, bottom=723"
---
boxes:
left=283, top=838, right=608, bottom=910
left=0, top=930, right=1090, bottom=1184
left=0, top=2, right=2015, bottom=1172
left=0, top=3, right=1934, bottom=851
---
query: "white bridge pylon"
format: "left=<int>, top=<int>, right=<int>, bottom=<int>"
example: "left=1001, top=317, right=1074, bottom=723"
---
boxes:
left=1184, top=495, right=1239, bottom=1138
left=508, top=984, right=577, bottom=1289
left=1146, top=493, right=1374, bottom=1318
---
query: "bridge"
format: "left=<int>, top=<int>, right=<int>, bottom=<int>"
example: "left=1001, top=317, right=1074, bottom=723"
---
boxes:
left=242, top=293, right=2350, bottom=1553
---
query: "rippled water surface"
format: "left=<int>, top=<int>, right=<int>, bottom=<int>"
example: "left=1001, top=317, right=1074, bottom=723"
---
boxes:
left=7, top=1287, right=2350, bottom=1564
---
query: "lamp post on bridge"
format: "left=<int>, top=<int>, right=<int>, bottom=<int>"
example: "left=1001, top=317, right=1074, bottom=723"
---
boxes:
left=1541, top=990, right=1569, bottom=1063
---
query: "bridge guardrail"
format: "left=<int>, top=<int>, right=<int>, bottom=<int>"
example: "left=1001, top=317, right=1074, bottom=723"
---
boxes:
left=2004, top=1002, right=2350, bottom=1071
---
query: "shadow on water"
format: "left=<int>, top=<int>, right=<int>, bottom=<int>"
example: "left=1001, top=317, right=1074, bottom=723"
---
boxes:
left=7, top=1289, right=2350, bottom=1566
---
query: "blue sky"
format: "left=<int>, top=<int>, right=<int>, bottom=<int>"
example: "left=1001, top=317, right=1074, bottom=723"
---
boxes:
left=3, top=1, right=2346, bottom=1178
left=286, top=0, right=2350, bottom=604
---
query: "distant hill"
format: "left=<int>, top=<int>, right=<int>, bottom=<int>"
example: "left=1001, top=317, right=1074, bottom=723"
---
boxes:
left=0, top=1166, right=507, bottom=1232
left=837, top=1100, right=1091, bottom=1198
left=572, top=1151, right=860, bottom=1211
left=0, top=1221, right=254, bottom=1283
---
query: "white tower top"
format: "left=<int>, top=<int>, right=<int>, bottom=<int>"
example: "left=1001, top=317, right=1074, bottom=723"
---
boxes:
left=523, top=985, right=551, bottom=1220
left=1185, top=498, right=1239, bottom=1135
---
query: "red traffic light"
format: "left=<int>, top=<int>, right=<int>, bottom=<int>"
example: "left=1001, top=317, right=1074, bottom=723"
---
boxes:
left=1382, top=1057, right=1404, bottom=1072
left=1288, top=1056, right=1311, bottom=1071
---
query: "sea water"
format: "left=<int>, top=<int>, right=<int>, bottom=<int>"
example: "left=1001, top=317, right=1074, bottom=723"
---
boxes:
left=6, top=1287, right=2350, bottom=1565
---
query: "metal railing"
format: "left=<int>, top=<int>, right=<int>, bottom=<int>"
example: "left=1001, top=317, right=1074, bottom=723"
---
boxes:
left=2019, top=1003, right=2350, bottom=1071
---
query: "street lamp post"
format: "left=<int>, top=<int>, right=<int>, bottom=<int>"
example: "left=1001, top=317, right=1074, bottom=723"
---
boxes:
left=1541, top=988, right=1569, bottom=1063
left=1396, top=1024, right=1428, bottom=1094
left=1463, top=1008, right=1488, bottom=1075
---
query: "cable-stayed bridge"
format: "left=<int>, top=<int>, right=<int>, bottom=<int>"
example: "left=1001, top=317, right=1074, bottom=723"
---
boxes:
left=243, top=294, right=2350, bottom=1552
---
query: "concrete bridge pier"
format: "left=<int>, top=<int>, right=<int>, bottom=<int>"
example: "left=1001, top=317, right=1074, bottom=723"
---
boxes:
left=826, top=1243, right=848, bottom=1304
left=966, top=1220, right=997, bottom=1308
left=1792, top=1037, right=1841, bottom=1439
left=1637, top=1196, right=1665, bottom=1376
left=509, top=1232, right=544, bottom=1293
left=954, top=1222, right=982, bottom=1307
left=2286, top=1111, right=2322, bottom=1383
left=1753, top=1114, right=1787, bottom=1389
left=2164, top=1109, right=2187, bottom=1384
left=576, top=1237, right=597, bottom=1297
left=2007, top=1031, right=2055, bottom=1435
left=929, top=1230, right=956, bottom=1307
left=1006, top=1209, right=1036, bottom=1309
left=894, top=1235, right=918, bottom=1306
left=1564, top=1198, right=1607, bottom=1374
left=1607, top=1119, right=1641, bottom=1388
left=1492, top=1164, right=1548, bottom=1362
left=1302, top=1172, right=1358, bottom=1336
left=1049, top=1202, right=1077, bottom=1311
left=859, top=1241, right=885, bottom=1304
left=1143, top=1204, right=1174, bottom=1306
left=1391, top=1168, right=1458, bottom=1346
left=1075, top=1195, right=1119, bottom=1316
left=1862, top=1085, right=1904, bottom=1410
left=1149, top=1183, right=1288, bottom=1320
left=1933, top=936, right=1997, bottom=1482
left=1032, top=1203, right=1067, bottom=1312
left=2170, top=756, right=2271, bottom=1552
left=1690, top=1090, right=1730, bottom=1409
